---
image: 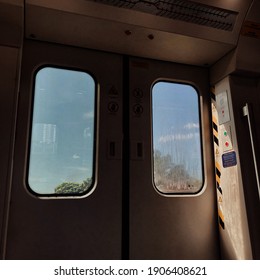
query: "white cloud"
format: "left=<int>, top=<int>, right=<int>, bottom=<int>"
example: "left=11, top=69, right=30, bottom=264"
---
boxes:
left=159, top=132, right=199, bottom=143
left=83, top=111, right=94, bottom=119
left=72, top=154, right=80, bottom=159
left=184, top=123, right=199, bottom=129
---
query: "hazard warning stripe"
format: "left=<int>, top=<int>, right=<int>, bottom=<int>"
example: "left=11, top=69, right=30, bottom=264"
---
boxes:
left=218, top=209, right=225, bottom=230
left=212, top=117, right=219, bottom=146
left=216, top=182, right=223, bottom=195
left=216, top=174, right=220, bottom=184
left=212, top=115, right=217, bottom=126
left=213, top=128, right=218, bottom=139
left=215, top=156, right=222, bottom=194
left=219, top=216, right=225, bottom=230
left=212, top=121, right=218, bottom=133
left=215, top=166, right=221, bottom=177
left=211, top=86, right=225, bottom=230
left=213, top=135, right=219, bottom=146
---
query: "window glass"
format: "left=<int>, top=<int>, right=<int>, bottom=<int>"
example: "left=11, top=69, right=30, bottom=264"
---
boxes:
left=152, top=81, right=203, bottom=194
left=28, top=67, right=96, bottom=196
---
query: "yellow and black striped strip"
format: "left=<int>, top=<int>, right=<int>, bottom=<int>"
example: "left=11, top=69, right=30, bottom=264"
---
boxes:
left=215, top=162, right=222, bottom=194
left=212, top=116, right=219, bottom=146
left=212, top=121, right=218, bottom=133
left=218, top=209, right=225, bottom=230
left=211, top=86, right=225, bottom=230
left=213, top=135, right=219, bottom=146
left=216, top=182, right=222, bottom=195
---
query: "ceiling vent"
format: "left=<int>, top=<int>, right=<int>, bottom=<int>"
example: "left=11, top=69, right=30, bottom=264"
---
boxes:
left=89, top=0, right=237, bottom=31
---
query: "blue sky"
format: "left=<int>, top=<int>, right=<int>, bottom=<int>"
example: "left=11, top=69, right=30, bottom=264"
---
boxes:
left=28, top=69, right=203, bottom=194
left=28, top=67, right=95, bottom=194
left=152, top=81, right=203, bottom=180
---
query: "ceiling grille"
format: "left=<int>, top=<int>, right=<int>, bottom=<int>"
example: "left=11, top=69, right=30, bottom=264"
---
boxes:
left=88, top=0, right=237, bottom=31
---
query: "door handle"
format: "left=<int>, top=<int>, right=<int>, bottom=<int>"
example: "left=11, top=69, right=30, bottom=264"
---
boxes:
left=242, top=103, right=260, bottom=200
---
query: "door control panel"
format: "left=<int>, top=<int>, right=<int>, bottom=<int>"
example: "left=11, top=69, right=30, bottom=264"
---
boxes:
left=220, top=124, right=233, bottom=152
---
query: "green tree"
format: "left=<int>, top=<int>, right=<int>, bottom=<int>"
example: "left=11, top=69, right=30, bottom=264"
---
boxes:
left=154, top=150, right=172, bottom=176
left=154, top=150, right=196, bottom=192
left=55, top=178, right=92, bottom=194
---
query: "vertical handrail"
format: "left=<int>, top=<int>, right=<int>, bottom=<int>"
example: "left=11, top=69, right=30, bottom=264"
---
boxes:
left=243, top=103, right=260, bottom=200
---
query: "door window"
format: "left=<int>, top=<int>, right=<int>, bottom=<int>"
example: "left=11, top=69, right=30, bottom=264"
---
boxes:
left=152, top=81, right=204, bottom=194
left=28, top=67, right=96, bottom=197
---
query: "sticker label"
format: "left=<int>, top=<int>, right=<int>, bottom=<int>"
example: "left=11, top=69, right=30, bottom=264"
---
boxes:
left=216, top=91, right=230, bottom=125
left=222, top=151, right=237, bottom=168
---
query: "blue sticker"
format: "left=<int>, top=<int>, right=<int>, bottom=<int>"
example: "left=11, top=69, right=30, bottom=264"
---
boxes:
left=222, top=151, right=237, bottom=168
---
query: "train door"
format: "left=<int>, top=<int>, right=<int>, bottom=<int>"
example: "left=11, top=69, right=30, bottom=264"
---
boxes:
left=4, top=41, right=220, bottom=260
left=4, top=40, right=123, bottom=259
left=128, top=58, right=219, bottom=259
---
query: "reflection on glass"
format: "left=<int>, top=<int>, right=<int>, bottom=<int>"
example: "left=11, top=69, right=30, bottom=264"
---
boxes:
left=152, top=81, right=203, bottom=194
left=28, top=67, right=95, bottom=196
